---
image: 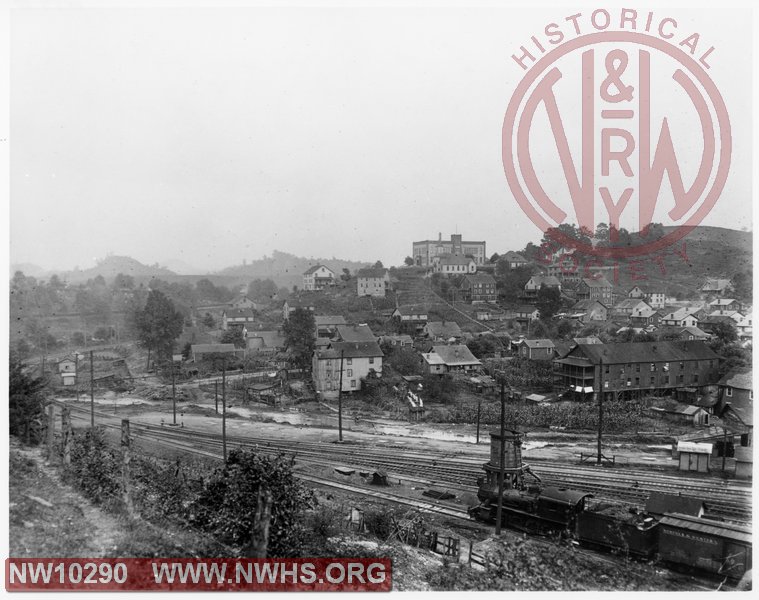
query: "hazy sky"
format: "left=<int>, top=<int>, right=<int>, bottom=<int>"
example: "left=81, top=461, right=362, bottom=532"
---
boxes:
left=9, top=3, right=753, bottom=273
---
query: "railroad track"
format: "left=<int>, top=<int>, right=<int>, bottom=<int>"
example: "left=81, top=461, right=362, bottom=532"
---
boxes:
left=55, top=404, right=734, bottom=591
left=58, top=402, right=752, bottom=522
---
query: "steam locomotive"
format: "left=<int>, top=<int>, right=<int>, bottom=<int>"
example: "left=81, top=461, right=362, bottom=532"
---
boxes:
left=469, top=429, right=752, bottom=580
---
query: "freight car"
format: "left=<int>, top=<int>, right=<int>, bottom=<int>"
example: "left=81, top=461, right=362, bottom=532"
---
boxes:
left=658, top=513, right=752, bottom=579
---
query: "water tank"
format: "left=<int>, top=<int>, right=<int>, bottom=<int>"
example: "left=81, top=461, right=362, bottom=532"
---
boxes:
left=486, top=429, right=523, bottom=472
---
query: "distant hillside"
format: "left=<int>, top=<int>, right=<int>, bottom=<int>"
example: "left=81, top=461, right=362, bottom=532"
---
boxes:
left=216, top=250, right=373, bottom=289
left=10, top=263, right=49, bottom=279
left=59, top=255, right=178, bottom=283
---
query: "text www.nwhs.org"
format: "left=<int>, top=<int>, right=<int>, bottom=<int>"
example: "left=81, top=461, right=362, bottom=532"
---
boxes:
left=5, top=558, right=392, bottom=591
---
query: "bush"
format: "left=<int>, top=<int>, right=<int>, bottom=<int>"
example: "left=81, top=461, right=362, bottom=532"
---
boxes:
left=362, top=508, right=397, bottom=540
left=67, top=428, right=123, bottom=509
left=188, top=449, right=315, bottom=557
left=9, top=353, right=47, bottom=444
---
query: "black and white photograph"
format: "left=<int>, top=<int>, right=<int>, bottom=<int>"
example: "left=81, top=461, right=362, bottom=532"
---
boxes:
left=4, top=0, right=754, bottom=593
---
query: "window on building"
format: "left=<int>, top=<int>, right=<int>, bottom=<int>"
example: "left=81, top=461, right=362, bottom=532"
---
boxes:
left=347, top=369, right=353, bottom=377
left=726, top=387, right=733, bottom=397
left=351, top=380, right=356, bottom=388
left=678, top=375, right=684, bottom=383
left=369, top=357, right=374, bottom=364
left=626, top=378, right=631, bottom=386
left=650, top=377, right=655, bottom=385
left=604, top=381, right=609, bottom=389
left=679, top=362, right=684, bottom=370
left=663, top=375, right=669, bottom=384
left=604, top=365, right=609, bottom=374
left=650, top=363, right=656, bottom=372
left=347, top=358, right=352, bottom=365
left=635, top=364, right=641, bottom=373
left=635, top=377, right=640, bottom=386
left=692, top=374, right=698, bottom=384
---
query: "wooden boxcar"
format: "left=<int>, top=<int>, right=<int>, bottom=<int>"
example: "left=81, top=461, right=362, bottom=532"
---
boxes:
left=658, top=513, right=752, bottom=579
left=576, top=506, right=658, bottom=558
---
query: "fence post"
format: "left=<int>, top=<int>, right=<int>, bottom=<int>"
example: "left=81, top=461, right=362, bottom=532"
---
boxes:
left=46, top=404, right=55, bottom=459
left=468, top=540, right=473, bottom=565
left=121, top=419, right=134, bottom=516
left=61, top=407, right=72, bottom=466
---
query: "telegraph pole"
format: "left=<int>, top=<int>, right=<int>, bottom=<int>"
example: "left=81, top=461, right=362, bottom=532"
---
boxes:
left=90, top=350, right=95, bottom=428
left=171, top=361, right=177, bottom=425
left=597, top=356, right=603, bottom=465
left=337, top=349, right=344, bottom=442
left=476, top=398, right=481, bottom=444
left=75, top=353, right=79, bottom=403
left=495, top=381, right=506, bottom=535
left=215, top=380, right=219, bottom=414
left=222, top=358, right=227, bottom=461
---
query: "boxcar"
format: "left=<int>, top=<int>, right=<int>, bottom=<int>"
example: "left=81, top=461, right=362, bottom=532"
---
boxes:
left=658, top=513, right=752, bottom=579
left=576, top=506, right=658, bottom=558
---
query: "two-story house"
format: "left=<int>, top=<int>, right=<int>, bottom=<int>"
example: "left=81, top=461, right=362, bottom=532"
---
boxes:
left=356, top=267, right=389, bottom=297
left=611, top=298, right=652, bottom=319
left=554, top=341, right=720, bottom=401
left=312, top=341, right=384, bottom=396
left=303, top=265, right=336, bottom=291
left=523, top=275, right=562, bottom=301
left=222, top=308, right=256, bottom=331
left=392, top=305, right=429, bottom=334
left=575, top=276, right=614, bottom=305
left=230, top=295, right=257, bottom=310
left=716, top=369, right=753, bottom=447
left=282, top=297, right=316, bottom=321
left=459, top=273, right=497, bottom=303
left=629, top=306, right=661, bottom=328
left=700, top=278, right=734, bottom=299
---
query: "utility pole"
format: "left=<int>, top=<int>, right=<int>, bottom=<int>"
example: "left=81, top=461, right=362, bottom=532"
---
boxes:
left=597, top=356, right=603, bottom=465
left=337, top=349, right=344, bottom=442
left=222, top=358, right=227, bottom=461
left=215, top=380, right=219, bottom=414
left=90, top=350, right=95, bottom=428
left=495, top=381, right=506, bottom=535
left=476, top=398, right=481, bottom=444
left=75, top=353, right=79, bottom=403
left=171, top=361, right=177, bottom=425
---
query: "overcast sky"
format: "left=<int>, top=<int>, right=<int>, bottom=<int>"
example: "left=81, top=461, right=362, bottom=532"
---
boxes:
left=9, top=3, right=753, bottom=273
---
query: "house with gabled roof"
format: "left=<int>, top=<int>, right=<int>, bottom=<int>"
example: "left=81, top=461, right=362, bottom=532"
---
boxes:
left=459, top=273, right=497, bottom=303
left=303, top=265, right=336, bottom=291
left=660, top=307, right=700, bottom=328
left=191, top=343, right=245, bottom=363
left=356, top=267, right=389, bottom=297
left=569, top=299, right=607, bottom=323
left=677, top=326, right=711, bottom=341
left=708, top=298, right=743, bottom=313
left=629, top=305, right=661, bottom=327
left=231, top=295, right=257, bottom=310
left=611, top=298, right=652, bottom=318
left=700, top=277, right=734, bottom=299
left=431, top=253, right=477, bottom=276
left=523, top=275, right=561, bottom=300
left=392, top=305, right=429, bottom=333
left=312, top=340, right=384, bottom=396
left=282, top=297, right=316, bottom=321
left=246, top=330, right=286, bottom=355
left=421, top=344, right=481, bottom=374
left=576, top=276, right=614, bottom=305
left=222, top=308, right=256, bottom=331
left=716, top=369, right=753, bottom=447
left=314, top=315, right=348, bottom=339
left=423, top=320, right=463, bottom=343
left=514, top=305, right=540, bottom=323
left=502, top=251, right=529, bottom=269
left=516, top=338, right=555, bottom=361
left=335, top=324, right=377, bottom=343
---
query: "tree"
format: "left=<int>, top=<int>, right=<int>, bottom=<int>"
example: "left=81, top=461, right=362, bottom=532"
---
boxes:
left=340, top=268, right=352, bottom=282
left=489, top=253, right=501, bottom=263
left=113, top=273, right=135, bottom=290
left=373, top=260, right=384, bottom=269
left=188, top=449, right=315, bottom=557
left=220, top=328, right=246, bottom=349
left=202, top=313, right=216, bottom=329
left=10, top=352, right=47, bottom=444
left=248, top=279, right=278, bottom=303
left=282, top=308, right=315, bottom=369
left=404, top=256, right=414, bottom=266
left=132, top=290, right=184, bottom=369
left=535, top=285, right=562, bottom=320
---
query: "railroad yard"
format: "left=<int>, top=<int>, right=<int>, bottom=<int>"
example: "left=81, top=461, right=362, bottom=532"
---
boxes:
left=48, top=377, right=753, bottom=591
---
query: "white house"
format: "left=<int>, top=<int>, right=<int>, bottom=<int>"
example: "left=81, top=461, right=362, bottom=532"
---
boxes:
left=431, top=254, right=476, bottom=276
left=303, top=265, right=336, bottom=291
left=356, top=267, right=389, bottom=297
left=312, top=341, right=384, bottom=397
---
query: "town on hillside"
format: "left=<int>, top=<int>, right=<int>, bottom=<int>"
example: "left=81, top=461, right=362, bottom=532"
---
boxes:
left=9, top=225, right=753, bottom=590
